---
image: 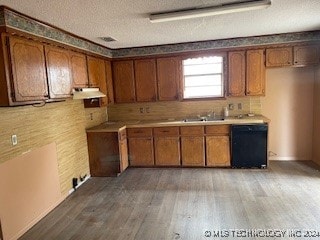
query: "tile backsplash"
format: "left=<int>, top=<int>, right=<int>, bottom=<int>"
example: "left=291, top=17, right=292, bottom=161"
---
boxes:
left=108, top=97, right=261, bottom=121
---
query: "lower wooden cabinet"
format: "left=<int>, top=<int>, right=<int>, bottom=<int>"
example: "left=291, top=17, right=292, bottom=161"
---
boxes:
left=153, top=127, right=180, bottom=166
left=206, top=136, right=230, bottom=167
left=180, top=126, right=205, bottom=166
left=181, top=137, right=205, bottom=166
left=205, top=125, right=231, bottom=167
left=89, top=125, right=232, bottom=172
left=127, top=128, right=154, bottom=166
left=86, top=129, right=128, bottom=177
left=128, top=138, right=154, bottom=166
left=154, top=137, right=180, bottom=166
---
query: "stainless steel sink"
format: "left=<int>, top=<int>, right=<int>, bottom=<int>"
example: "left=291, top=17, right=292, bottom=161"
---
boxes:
left=207, top=117, right=224, bottom=122
left=182, top=117, right=224, bottom=122
left=182, top=118, right=206, bottom=122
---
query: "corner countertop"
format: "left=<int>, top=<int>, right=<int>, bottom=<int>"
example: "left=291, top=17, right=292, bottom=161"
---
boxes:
left=86, top=115, right=270, bottom=133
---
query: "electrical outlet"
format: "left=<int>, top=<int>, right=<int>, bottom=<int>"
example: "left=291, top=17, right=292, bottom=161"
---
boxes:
left=229, top=104, right=234, bottom=110
left=238, top=103, right=242, bottom=110
left=11, top=135, right=18, bottom=146
left=139, top=107, right=144, bottom=113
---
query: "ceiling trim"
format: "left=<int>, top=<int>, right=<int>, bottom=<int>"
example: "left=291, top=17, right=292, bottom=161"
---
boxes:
left=113, top=31, right=320, bottom=58
left=0, top=5, right=113, bottom=57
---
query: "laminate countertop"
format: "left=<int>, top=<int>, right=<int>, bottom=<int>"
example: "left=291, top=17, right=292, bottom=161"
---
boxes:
left=86, top=115, right=270, bottom=133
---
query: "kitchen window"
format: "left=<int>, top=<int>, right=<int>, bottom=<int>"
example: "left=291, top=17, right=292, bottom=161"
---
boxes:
left=182, top=56, right=224, bottom=99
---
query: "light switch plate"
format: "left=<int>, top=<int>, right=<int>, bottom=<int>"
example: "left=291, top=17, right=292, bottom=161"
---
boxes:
left=11, top=135, right=18, bottom=146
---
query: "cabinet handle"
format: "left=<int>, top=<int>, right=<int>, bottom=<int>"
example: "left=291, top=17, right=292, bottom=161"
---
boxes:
left=161, top=130, right=170, bottom=133
left=44, top=94, right=49, bottom=98
left=134, top=130, right=143, bottom=133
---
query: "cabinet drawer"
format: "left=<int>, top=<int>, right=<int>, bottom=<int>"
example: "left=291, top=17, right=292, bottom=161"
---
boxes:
left=180, top=126, right=204, bottom=136
left=118, top=129, right=127, bottom=140
left=127, top=128, right=153, bottom=137
left=153, top=127, right=179, bottom=136
left=205, top=125, right=230, bottom=135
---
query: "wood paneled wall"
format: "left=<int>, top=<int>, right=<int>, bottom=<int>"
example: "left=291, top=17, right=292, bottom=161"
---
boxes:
left=108, top=97, right=261, bottom=121
left=0, top=100, right=107, bottom=195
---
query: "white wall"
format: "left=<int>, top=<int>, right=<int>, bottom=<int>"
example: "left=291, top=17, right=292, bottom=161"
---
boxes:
left=261, top=67, right=315, bottom=160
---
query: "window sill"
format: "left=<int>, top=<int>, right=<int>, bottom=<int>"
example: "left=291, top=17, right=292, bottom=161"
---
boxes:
left=181, top=96, right=227, bottom=101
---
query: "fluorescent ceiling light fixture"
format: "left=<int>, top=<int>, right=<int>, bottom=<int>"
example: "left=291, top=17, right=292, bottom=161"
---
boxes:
left=149, top=0, right=271, bottom=23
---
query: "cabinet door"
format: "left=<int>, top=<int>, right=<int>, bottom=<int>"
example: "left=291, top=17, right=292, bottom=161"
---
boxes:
left=206, top=136, right=230, bottom=167
left=154, top=137, right=180, bottom=166
left=134, top=59, right=157, bottom=102
left=228, top=51, right=245, bottom=97
left=87, top=132, right=121, bottom=177
left=294, top=45, right=319, bottom=66
left=105, top=60, right=114, bottom=104
left=98, top=63, right=108, bottom=107
left=157, top=57, right=181, bottom=101
left=119, top=129, right=129, bottom=173
left=128, top=138, right=154, bottom=166
left=181, top=137, right=205, bottom=166
left=119, top=138, right=129, bottom=173
left=45, top=46, right=72, bottom=98
left=9, top=36, right=48, bottom=102
left=113, top=60, right=135, bottom=103
left=87, top=56, right=106, bottom=88
left=70, top=51, right=89, bottom=88
left=246, top=49, right=266, bottom=96
left=266, top=47, right=293, bottom=67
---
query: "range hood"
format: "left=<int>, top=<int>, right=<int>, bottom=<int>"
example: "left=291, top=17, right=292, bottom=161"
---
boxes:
left=72, top=88, right=106, bottom=100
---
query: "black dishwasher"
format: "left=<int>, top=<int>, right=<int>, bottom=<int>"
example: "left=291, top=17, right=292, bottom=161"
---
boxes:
left=231, top=124, right=268, bottom=168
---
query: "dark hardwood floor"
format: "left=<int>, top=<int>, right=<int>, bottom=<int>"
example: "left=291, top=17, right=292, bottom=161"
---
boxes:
left=20, top=161, right=320, bottom=240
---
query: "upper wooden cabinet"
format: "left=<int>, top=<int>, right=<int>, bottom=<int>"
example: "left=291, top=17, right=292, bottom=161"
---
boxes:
left=266, top=47, right=293, bottom=67
left=45, top=45, right=73, bottom=99
left=134, top=59, right=157, bottom=102
left=294, top=45, right=320, bottom=66
left=105, top=60, right=114, bottom=105
left=86, top=56, right=108, bottom=107
left=87, top=56, right=106, bottom=88
left=246, top=49, right=266, bottom=96
left=98, top=64, right=108, bottom=107
left=6, top=36, right=48, bottom=103
left=112, top=60, right=136, bottom=103
left=157, top=57, right=181, bottom=101
left=70, top=51, right=89, bottom=88
left=228, top=51, right=246, bottom=97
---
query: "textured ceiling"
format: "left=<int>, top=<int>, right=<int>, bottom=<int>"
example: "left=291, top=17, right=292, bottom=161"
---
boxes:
left=0, top=0, right=319, bottom=49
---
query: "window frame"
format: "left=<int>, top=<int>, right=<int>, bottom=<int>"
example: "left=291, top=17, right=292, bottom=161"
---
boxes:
left=181, top=53, right=227, bottom=101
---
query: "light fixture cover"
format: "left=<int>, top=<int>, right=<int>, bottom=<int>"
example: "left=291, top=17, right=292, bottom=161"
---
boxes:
left=149, top=0, right=272, bottom=23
